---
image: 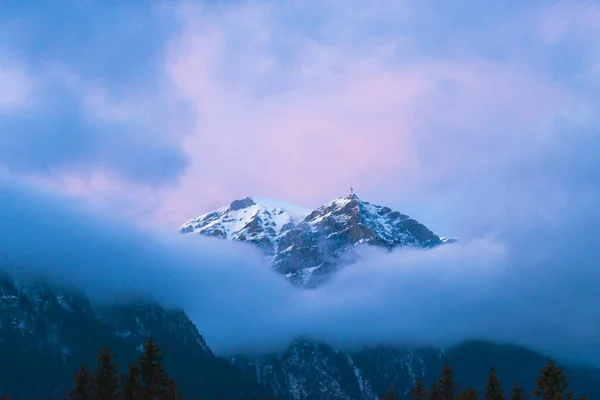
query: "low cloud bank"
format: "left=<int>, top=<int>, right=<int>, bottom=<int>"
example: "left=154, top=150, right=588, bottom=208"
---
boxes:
left=0, top=180, right=599, bottom=367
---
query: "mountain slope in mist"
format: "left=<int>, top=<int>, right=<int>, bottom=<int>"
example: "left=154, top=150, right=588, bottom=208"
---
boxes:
left=1, top=268, right=598, bottom=400
left=232, top=339, right=600, bottom=400
left=2, top=180, right=600, bottom=398
left=0, top=272, right=270, bottom=399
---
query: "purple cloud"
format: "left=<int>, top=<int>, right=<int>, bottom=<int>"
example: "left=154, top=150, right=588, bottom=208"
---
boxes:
left=0, top=1, right=192, bottom=190
left=154, top=1, right=599, bottom=233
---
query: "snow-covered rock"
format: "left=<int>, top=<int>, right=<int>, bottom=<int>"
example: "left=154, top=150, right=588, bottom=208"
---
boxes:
left=181, top=193, right=448, bottom=287
left=231, top=339, right=435, bottom=400
left=180, top=196, right=311, bottom=255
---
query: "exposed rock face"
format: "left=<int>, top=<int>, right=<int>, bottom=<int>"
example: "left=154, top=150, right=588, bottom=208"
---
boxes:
left=229, top=197, right=257, bottom=211
left=233, top=339, right=383, bottom=400
left=272, top=194, right=441, bottom=286
left=232, top=340, right=600, bottom=400
left=232, top=338, right=427, bottom=400
left=180, top=193, right=445, bottom=287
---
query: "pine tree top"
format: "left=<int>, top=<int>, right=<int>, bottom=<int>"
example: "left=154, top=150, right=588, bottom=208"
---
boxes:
left=429, top=380, right=442, bottom=400
left=93, top=348, right=120, bottom=400
left=532, top=359, right=575, bottom=400
left=485, top=367, right=506, bottom=400
left=509, top=381, right=527, bottom=400
left=70, top=363, right=93, bottom=400
left=381, top=384, right=398, bottom=400
left=122, top=362, right=142, bottom=400
left=438, top=364, right=460, bottom=399
left=457, top=387, right=481, bottom=400
left=411, top=377, right=427, bottom=400
left=137, top=338, right=183, bottom=400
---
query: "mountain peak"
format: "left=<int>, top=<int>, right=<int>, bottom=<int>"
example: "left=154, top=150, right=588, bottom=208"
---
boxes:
left=179, top=196, right=311, bottom=254
left=347, top=192, right=360, bottom=201
left=228, top=197, right=256, bottom=211
left=181, top=194, right=447, bottom=287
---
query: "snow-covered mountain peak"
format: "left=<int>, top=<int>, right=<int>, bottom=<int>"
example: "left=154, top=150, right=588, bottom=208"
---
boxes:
left=326, top=192, right=360, bottom=207
left=181, top=193, right=448, bottom=287
left=179, top=196, right=311, bottom=254
left=292, top=194, right=440, bottom=252
left=246, top=197, right=312, bottom=222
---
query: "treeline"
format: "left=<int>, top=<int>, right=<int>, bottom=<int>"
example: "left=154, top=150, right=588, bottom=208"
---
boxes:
left=0, top=336, right=274, bottom=400
left=0, top=340, right=587, bottom=400
left=66, top=337, right=181, bottom=400
left=382, top=360, right=587, bottom=400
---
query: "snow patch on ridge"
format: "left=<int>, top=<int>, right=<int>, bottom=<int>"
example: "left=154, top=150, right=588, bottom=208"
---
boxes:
left=250, top=197, right=312, bottom=223
left=179, top=197, right=312, bottom=254
left=181, top=193, right=447, bottom=287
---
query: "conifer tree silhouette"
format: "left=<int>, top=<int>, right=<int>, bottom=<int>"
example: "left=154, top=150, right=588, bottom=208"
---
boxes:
left=485, top=368, right=505, bottom=400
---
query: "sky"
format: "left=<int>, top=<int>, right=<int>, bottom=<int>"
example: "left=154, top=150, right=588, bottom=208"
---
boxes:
left=0, top=0, right=600, bottom=365
left=0, top=0, right=598, bottom=235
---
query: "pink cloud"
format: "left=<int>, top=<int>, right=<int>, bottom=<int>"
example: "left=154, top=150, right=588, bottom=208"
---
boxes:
left=538, top=1, right=600, bottom=44
left=21, top=171, right=163, bottom=227
left=157, top=2, right=574, bottom=226
left=0, top=61, right=32, bottom=112
left=11, top=0, right=598, bottom=232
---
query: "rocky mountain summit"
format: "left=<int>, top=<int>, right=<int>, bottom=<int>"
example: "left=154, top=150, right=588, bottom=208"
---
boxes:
left=180, top=196, right=311, bottom=255
left=180, top=193, right=446, bottom=286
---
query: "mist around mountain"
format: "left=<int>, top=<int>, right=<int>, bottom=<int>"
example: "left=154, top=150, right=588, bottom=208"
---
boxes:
left=1, top=181, right=600, bottom=398
left=0, top=272, right=270, bottom=399
left=0, top=269, right=598, bottom=399
left=2, top=180, right=600, bottom=360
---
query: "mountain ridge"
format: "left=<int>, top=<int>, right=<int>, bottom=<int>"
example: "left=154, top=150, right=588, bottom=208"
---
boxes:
left=1, top=270, right=599, bottom=399
left=231, top=338, right=600, bottom=400
left=180, top=193, right=452, bottom=287
left=0, top=272, right=271, bottom=399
